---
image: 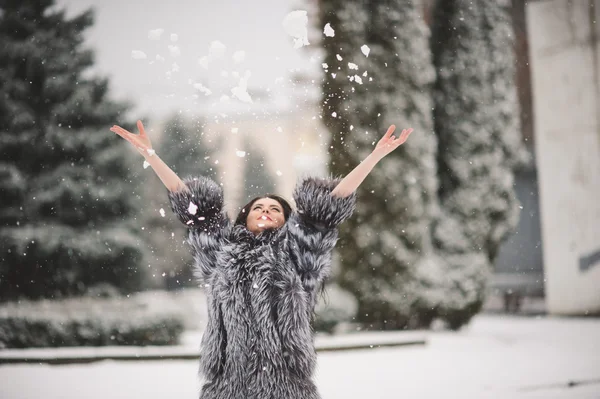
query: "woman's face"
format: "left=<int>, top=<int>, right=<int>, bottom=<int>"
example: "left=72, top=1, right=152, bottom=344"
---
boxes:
left=246, top=197, right=286, bottom=235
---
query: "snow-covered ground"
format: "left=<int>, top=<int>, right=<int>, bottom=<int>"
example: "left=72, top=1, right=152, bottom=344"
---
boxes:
left=1, top=315, right=599, bottom=399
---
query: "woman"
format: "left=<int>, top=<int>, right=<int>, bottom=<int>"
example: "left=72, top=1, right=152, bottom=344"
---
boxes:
left=110, top=120, right=413, bottom=399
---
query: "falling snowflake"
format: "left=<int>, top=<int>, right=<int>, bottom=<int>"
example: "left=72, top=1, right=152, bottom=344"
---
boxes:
left=143, top=160, right=150, bottom=169
left=156, top=54, right=165, bottom=62
left=188, top=202, right=198, bottom=215
left=233, top=50, right=245, bottom=63
left=209, top=40, right=226, bottom=59
left=282, top=10, right=310, bottom=49
left=131, top=50, right=147, bottom=59
left=277, top=126, right=283, bottom=132
left=168, top=45, right=180, bottom=57
left=276, top=170, right=283, bottom=176
left=361, top=45, right=370, bottom=57
left=362, top=71, right=368, bottom=77
left=198, top=56, right=209, bottom=69
left=236, top=150, right=246, bottom=157
left=159, top=208, right=166, bottom=217
left=348, top=62, right=358, bottom=70
left=170, top=33, right=178, bottom=42
left=331, top=112, right=337, bottom=117
left=148, top=29, right=164, bottom=40
left=220, top=95, right=231, bottom=102
left=193, top=83, right=212, bottom=96
left=231, top=71, right=253, bottom=103
left=323, top=23, right=335, bottom=37
left=331, top=73, right=337, bottom=78
left=354, top=75, right=363, bottom=84
left=336, top=54, right=343, bottom=61
left=322, top=63, right=328, bottom=69
left=231, top=127, right=239, bottom=133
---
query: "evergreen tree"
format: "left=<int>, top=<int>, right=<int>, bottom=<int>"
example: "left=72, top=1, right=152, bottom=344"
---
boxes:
left=319, top=0, right=441, bottom=329
left=0, top=0, right=146, bottom=301
left=430, top=0, right=526, bottom=327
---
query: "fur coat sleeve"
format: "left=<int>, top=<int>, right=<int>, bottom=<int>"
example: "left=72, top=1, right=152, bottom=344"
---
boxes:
left=287, top=175, right=357, bottom=293
left=166, top=176, right=231, bottom=283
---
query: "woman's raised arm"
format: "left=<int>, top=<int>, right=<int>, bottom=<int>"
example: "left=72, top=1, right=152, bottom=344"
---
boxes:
left=110, top=120, right=187, bottom=193
left=330, top=125, right=413, bottom=198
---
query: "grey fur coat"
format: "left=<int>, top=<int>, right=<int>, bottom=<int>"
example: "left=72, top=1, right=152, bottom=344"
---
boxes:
left=167, top=175, right=356, bottom=399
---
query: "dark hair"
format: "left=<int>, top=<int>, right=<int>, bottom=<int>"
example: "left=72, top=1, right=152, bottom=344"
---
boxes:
left=234, top=194, right=293, bottom=227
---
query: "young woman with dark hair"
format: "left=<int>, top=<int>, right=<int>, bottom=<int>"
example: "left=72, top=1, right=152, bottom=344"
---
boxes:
left=110, top=120, right=412, bottom=399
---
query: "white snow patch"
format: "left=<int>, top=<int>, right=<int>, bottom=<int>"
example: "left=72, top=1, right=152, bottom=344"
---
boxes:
left=361, top=44, right=370, bottom=57
left=187, top=202, right=198, bottom=215
left=282, top=11, right=310, bottom=48
left=323, top=23, right=335, bottom=37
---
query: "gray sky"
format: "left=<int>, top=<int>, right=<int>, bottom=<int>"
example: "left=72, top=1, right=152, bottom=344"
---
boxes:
left=57, top=0, right=319, bottom=120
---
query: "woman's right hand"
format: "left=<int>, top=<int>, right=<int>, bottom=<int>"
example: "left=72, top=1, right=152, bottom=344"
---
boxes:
left=110, top=120, right=154, bottom=158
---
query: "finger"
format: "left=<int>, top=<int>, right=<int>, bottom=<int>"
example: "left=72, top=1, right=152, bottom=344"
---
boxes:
left=111, top=126, right=133, bottom=136
left=383, top=125, right=396, bottom=139
left=137, top=120, right=147, bottom=137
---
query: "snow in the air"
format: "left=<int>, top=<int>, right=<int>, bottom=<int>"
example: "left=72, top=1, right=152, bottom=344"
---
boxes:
left=170, top=33, right=178, bottom=42
left=147, top=29, right=164, bottom=40
left=231, top=127, right=238, bottom=133
left=143, top=160, right=150, bottom=169
left=323, top=23, right=335, bottom=37
left=236, top=150, right=246, bottom=158
left=146, top=149, right=155, bottom=157
left=322, top=63, right=328, bottom=69
left=193, top=83, right=212, bottom=96
left=198, top=56, right=209, bottom=69
left=282, top=10, right=310, bottom=49
left=168, top=45, right=180, bottom=57
left=159, top=208, right=165, bottom=217
left=336, top=54, right=342, bottom=61
left=231, top=71, right=253, bottom=103
left=156, top=55, right=165, bottom=62
left=208, top=40, right=226, bottom=59
left=131, top=50, right=147, bottom=60
left=354, top=75, right=363, bottom=84
left=361, top=44, right=370, bottom=57
left=348, top=62, right=358, bottom=70
left=232, top=50, right=245, bottom=63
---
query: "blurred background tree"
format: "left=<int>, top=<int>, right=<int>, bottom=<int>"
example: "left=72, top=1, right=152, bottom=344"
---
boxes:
left=318, top=0, right=441, bottom=330
left=0, top=0, right=148, bottom=301
left=430, top=0, right=527, bottom=328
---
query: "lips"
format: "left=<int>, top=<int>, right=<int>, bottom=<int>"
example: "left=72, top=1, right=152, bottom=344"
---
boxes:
left=258, top=215, right=272, bottom=221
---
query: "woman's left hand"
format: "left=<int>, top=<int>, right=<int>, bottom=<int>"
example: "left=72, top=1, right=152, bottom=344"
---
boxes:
left=372, top=125, right=413, bottom=159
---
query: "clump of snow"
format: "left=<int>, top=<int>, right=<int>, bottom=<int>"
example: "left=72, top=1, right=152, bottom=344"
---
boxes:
left=361, top=44, right=370, bottom=57
left=231, top=127, right=238, bottom=133
left=198, top=56, right=209, bottom=69
left=156, top=54, right=165, bottom=62
left=209, top=40, right=226, bottom=59
left=282, top=10, right=310, bottom=49
left=159, top=208, right=165, bottom=217
left=143, top=160, right=150, bottom=169
left=193, top=83, right=212, bottom=96
left=336, top=54, right=343, bottom=61
left=232, top=50, right=245, bottom=63
left=348, top=62, right=358, bottom=70
left=323, top=23, right=335, bottom=37
left=148, top=29, right=164, bottom=40
left=354, top=75, right=363, bottom=84
left=231, top=71, right=253, bottom=103
left=146, top=149, right=156, bottom=157
left=187, top=202, right=198, bottom=215
left=168, top=45, right=180, bottom=57
left=322, top=63, right=328, bottom=69
left=236, top=150, right=246, bottom=157
left=170, top=33, right=178, bottom=42
left=131, top=50, right=147, bottom=60
left=331, top=112, right=337, bottom=117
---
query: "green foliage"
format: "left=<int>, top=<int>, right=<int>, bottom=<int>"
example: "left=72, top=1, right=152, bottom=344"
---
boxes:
left=0, top=0, right=148, bottom=301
